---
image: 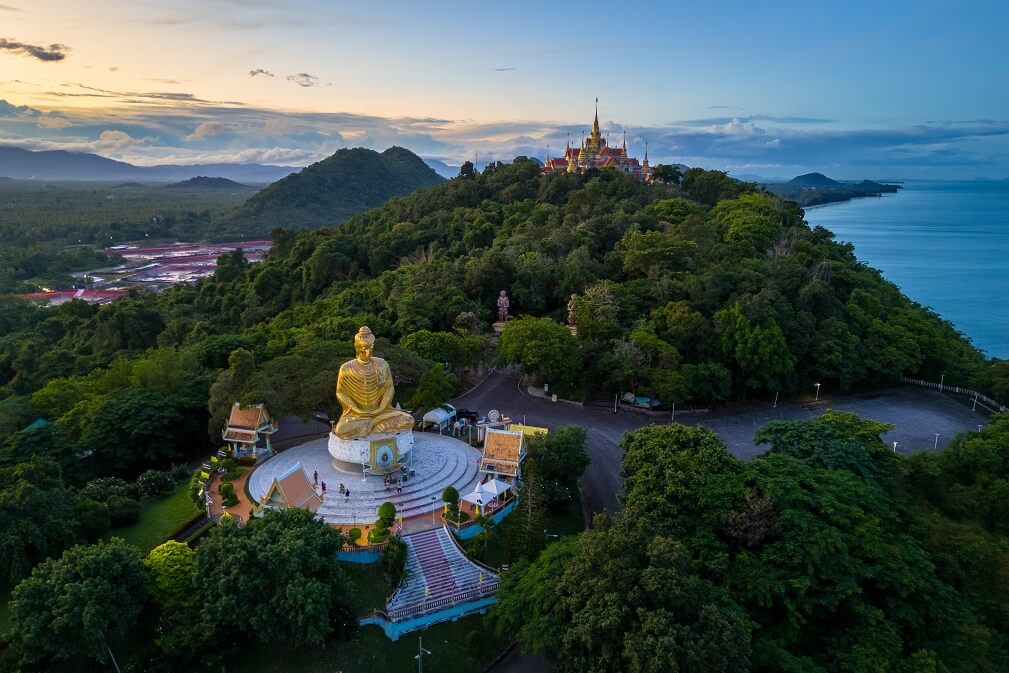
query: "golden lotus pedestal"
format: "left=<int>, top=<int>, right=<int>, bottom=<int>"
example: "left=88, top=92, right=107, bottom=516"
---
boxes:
left=327, top=429, right=414, bottom=475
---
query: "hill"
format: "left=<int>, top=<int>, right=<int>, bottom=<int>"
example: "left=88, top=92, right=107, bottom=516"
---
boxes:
left=214, top=146, right=444, bottom=236
left=0, top=146, right=299, bottom=183
left=788, top=172, right=840, bottom=187
left=423, top=157, right=460, bottom=179
left=166, top=176, right=250, bottom=190
left=764, top=171, right=901, bottom=206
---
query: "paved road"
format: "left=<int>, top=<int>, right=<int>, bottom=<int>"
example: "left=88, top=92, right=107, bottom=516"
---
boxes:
left=455, top=371, right=991, bottom=516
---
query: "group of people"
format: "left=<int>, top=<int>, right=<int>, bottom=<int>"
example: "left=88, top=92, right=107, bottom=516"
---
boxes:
left=313, top=470, right=351, bottom=500
left=383, top=473, right=404, bottom=494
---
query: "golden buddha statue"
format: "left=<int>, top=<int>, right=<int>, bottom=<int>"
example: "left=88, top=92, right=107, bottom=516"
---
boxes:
left=333, top=326, right=415, bottom=439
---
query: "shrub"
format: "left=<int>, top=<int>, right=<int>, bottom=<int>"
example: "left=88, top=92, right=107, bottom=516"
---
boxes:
left=368, top=528, right=390, bottom=544
left=107, top=495, right=141, bottom=526
left=377, top=501, right=397, bottom=528
left=79, top=476, right=139, bottom=503
left=188, top=468, right=205, bottom=508
left=219, top=482, right=238, bottom=507
left=169, top=463, right=191, bottom=482
left=348, top=528, right=362, bottom=543
left=137, top=469, right=174, bottom=498
left=73, top=496, right=110, bottom=540
left=442, top=486, right=459, bottom=505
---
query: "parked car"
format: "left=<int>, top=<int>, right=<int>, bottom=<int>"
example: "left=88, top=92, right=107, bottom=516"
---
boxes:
left=456, top=408, right=480, bottom=422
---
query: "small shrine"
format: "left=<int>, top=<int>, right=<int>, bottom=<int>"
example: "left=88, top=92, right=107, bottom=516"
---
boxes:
left=479, top=427, right=526, bottom=482
left=222, top=402, right=278, bottom=460
left=258, top=462, right=322, bottom=515
left=460, top=478, right=514, bottom=517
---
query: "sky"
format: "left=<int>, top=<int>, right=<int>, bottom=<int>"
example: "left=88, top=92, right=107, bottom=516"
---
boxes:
left=1, top=0, right=1008, bottom=179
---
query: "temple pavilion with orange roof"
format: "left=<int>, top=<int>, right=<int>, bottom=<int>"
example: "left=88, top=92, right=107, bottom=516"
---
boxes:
left=543, top=99, right=652, bottom=180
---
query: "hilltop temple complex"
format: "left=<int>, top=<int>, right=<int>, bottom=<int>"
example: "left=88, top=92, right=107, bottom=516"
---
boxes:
left=543, top=100, right=652, bottom=180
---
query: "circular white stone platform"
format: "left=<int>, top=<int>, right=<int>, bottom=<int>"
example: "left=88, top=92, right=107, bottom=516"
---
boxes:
left=248, top=433, right=482, bottom=526
left=328, top=429, right=414, bottom=473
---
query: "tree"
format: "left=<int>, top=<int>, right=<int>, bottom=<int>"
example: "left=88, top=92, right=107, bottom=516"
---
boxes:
left=407, top=363, right=457, bottom=410
left=651, top=163, right=682, bottom=185
left=502, top=455, right=547, bottom=562
left=715, top=304, right=794, bottom=395
left=145, top=541, right=210, bottom=661
left=495, top=516, right=751, bottom=673
left=8, top=539, right=145, bottom=671
left=0, top=457, right=79, bottom=583
left=617, top=230, right=695, bottom=278
left=400, top=329, right=476, bottom=368
left=528, top=426, right=589, bottom=508
left=498, top=317, right=582, bottom=397
left=197, top=509, right=355, bottom=647
left=80, top=388, right=203, bottom=476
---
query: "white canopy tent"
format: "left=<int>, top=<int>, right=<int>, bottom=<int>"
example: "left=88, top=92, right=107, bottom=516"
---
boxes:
left=461, top=478, right=512, bottom=506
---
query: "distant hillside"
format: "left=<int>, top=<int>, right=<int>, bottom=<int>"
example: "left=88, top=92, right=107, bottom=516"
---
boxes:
left=788, top=172, right=840, bottom=188
left=166, top=176, right=250, bottom=189
left=423, top=157, right=459, bottom=179
left=215, top=146, right=445, bottom=235
left=764, top=172, right=901, bottom=207
left=0, top=146, right=299, bottom=183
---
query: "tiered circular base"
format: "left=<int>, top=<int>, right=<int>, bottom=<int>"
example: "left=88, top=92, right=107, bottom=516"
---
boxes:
left=248, top=433, right=482, bottom=526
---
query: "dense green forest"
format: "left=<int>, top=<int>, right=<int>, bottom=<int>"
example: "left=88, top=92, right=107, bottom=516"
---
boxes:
left=0, top=158, right=1005, bottom=671
left=494, top=411, right=1009, bottom=673
left=0, top=180, right=255, bottom=246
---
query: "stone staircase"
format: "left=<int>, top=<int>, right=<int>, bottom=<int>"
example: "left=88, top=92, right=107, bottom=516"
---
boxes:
left=314, top=435, right=481, bottom=525
left=385, top=527, right=499, bottom=622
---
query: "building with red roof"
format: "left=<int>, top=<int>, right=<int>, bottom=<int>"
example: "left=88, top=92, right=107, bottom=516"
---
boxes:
left=543, top=99, right=652, bottom=181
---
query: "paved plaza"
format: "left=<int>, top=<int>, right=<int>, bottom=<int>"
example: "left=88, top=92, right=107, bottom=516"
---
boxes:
left=248, top=433, right=483, bottom=526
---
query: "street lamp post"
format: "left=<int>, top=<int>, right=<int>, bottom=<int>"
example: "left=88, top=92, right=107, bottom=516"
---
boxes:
left=934, top=432, right=940, bottom=450
left=671, top=402, right=675, bottom=423
left=814, top=383, right=821, bottom=401
left=940, top=373, right=946, bottom=388
left=892, top=441, right=898, bottom=453
left=416, top=636, right=432, bottom=673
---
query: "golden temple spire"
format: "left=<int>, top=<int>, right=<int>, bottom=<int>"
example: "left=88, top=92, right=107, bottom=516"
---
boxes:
left=590, top=98, right=601, bottom=144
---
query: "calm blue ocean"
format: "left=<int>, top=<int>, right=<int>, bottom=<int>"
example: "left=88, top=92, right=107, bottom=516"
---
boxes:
left=805, top=180, right=1009, bottom=359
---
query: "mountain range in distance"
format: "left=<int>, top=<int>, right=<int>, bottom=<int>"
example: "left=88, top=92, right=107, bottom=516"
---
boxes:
left=0, top=146, right=301, bottom=183
left=0, top=145, right=466, bottom=183
left=762, top=172, right=901, bottom=207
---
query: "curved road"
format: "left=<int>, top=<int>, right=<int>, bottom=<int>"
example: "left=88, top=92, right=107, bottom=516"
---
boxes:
left=455, top=371, right=990, bottom=516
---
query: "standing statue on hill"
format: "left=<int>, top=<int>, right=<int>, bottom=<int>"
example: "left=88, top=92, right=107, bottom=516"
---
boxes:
left=497, top=290, right=510, bottom=323
left=567, top=294, right=577, bottom=328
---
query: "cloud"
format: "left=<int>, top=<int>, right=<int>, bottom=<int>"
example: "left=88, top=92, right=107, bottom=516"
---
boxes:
left=2, top=92, right=1007, bottom=177
left=0, top=4, right=20, bottom=10
left=0, top=99, right=40, bottom=118
left=144, top=77, right=184, bottom=84
left=0, top=38, right=70, bottom=62
left=184, top=121, right=238, bottom=141
left=494, top=67, right=516, bottom=71
left=109, top=66, right=119, bottom=72
left=286, top=72, right=318, bottom=87
left=249, top=68, right=274, bottom=77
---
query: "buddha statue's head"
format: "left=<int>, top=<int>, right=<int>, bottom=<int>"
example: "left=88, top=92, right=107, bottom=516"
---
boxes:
left=354, top=326, right=375, bottom=363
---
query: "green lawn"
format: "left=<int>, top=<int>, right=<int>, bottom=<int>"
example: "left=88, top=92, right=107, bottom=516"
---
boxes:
left=341, top=563, right=391, bottom=617
left=234, top=616, right=506, bottom=673
left=104, top=484, right=202, bottom=553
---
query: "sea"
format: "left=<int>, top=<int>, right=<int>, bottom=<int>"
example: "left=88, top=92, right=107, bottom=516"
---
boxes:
left=804, top=180, right=1009, bottom=359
